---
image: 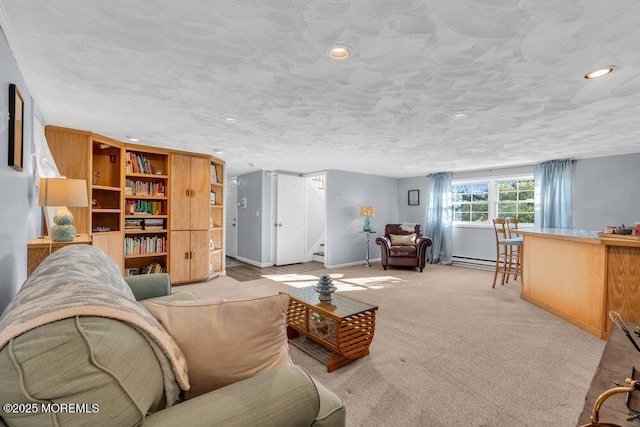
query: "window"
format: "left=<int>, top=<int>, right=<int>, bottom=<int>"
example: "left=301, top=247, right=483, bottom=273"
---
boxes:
left=496, top=179, right=534, bottom=223
left=452, top=176, right=534, bottom=225
left=452, top=182, right=488, bottom=222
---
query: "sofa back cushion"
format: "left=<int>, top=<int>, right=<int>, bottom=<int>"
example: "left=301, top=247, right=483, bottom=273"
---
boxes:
left=0, top=317, right=164, bottom=427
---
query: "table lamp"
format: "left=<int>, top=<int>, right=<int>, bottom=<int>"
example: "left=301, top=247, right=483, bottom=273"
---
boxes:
left=360, top=206, right=375, bottom=232
left=39, top=178, right=89, bottom=242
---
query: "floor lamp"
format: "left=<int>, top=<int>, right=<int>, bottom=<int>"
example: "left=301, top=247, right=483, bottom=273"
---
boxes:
left=39, top=177, right=89, bottom=242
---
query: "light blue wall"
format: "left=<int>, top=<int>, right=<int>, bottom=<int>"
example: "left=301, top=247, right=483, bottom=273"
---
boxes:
left=325, top=170, right=399, bottom=267
left=236, top=170, right=266, bottom=264
left=417, top=157, right=640, bottom=262
left=0, top=27, right=40, bottom=312
left=572, top=153, right=640, bottom=230
left=397, top=175, right=429, bottom=225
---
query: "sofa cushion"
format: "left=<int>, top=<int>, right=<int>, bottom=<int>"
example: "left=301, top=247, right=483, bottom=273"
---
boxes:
left=144, top=294, right=292, bottom=399
left=389, top=233, right=417, bottom=246
left=0, top=316, right=165, bottom=427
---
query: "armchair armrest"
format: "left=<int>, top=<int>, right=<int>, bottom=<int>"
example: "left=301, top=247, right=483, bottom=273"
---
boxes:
left=142, top=366, right=322, bottom=427
left=124, top=273, right=171, bottom=301
left=375, top=236, right=391, bottom=249
left=417, top=236, right=433, bottom=253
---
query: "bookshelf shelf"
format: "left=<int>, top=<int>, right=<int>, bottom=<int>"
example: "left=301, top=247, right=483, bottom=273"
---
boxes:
left=124, top=253, right=168, bottom=259
left=93, top=185, right=121, bottom=192
left=92, top=208, right=120, bottom=213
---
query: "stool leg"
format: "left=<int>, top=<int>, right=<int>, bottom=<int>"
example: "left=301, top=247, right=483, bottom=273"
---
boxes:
left=492, top=255, right=500, bottom=288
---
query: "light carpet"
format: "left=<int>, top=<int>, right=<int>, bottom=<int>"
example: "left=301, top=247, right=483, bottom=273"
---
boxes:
left=179, top=263, right=605, bottom=427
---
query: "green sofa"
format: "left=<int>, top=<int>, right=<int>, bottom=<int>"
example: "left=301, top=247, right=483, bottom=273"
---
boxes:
left=0, top=245, right=345, bottom=426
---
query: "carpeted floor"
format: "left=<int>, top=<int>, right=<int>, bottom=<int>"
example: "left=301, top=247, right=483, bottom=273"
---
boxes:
left=179, top=262, right=605, bottom=427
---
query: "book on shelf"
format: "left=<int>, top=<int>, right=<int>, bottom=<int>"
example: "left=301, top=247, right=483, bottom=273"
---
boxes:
left=210, top=164, right=218, bottom=184
left=126, top=200, right=167, bottom=215
left=144, top=218, right=164, bottom=230
left=125, top=179, right=165, bottom=196
left=125, top=262, right=166, bottom=276
left=126, top=152, right=155, bottom=175
left=125, top=219, right=144, bottom=230
left=124, top=235, right=166, bottom=255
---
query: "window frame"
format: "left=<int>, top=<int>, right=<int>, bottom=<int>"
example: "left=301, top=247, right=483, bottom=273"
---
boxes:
left=451, top=174, right=534, bottom=228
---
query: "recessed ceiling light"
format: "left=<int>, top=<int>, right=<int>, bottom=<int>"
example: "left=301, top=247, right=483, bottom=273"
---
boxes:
left=452, top=113, right=469, bottom=120
left=327, top=45, right=351, bottom=60
left=126, top=136, right=140, bottom=142
left=584, top=66, right=616, bottom=80
left=223, top=117, right=238, bottom=123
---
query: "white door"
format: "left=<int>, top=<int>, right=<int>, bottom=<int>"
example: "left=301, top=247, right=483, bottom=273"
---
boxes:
left=225, top=181, right=237, bottom=258
left=275, top=174, right=306, bottom=265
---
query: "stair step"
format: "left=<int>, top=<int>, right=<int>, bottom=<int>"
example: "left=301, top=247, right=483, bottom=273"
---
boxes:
left=313, top=252, right=325, bottom=257
left=320, top=243, right=325, bottom=247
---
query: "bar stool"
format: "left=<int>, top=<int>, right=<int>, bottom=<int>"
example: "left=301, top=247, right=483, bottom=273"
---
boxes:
left=505, top=217, right=523, bottom=283
left=492, top=218, right=523, bottom=288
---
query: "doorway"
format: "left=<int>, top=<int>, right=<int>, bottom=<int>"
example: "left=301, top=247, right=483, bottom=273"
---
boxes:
left=225, top=178, right=238, bottom=259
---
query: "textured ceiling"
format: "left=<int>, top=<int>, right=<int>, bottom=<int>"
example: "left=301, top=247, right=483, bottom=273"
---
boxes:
left=1, top=0, right=639, bottom=178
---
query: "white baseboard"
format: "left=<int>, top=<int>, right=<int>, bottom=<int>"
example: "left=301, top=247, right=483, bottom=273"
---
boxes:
left=451, top=256, right=495, bottom=271
left=326, top=257, right=381, bottom=269
left=236, top=256, right=272, bottom=268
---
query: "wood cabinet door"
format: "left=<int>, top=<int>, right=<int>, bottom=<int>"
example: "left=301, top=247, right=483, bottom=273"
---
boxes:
left=169, top=230, right=190, bottom=284
left=190, top=230, right=210, bottom=282
left=170, top=154, right=191, bottom=231
left=190, top=156, right=211, bottom=230
left=92, top=233, right=124, bottom=274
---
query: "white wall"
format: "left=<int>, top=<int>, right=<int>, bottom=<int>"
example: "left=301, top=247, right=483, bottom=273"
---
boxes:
left=0, top=27, right=41, bottom=312
left=325, top=170, right=399, bottom=267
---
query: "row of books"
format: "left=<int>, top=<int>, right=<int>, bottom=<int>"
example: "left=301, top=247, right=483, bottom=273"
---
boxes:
left=126, top=151, right=156, bottom=175
left=125, top=262, right=166, bottom=276
left=126, top=200, right=167, bottom=215
left=125, top=179, right=165, bottom=196
left=124, top=236, right=167, bottom=255
left=125, top=218, right=165, bottom=230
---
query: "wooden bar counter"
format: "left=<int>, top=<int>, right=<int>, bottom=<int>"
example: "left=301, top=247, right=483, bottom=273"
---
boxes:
left=518, top=229, right=640, bottom=340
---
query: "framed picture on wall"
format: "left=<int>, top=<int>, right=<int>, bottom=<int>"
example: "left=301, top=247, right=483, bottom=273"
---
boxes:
left=408, top=189, right=420, bottom=206
left=8, top=83, right=24, bottom=171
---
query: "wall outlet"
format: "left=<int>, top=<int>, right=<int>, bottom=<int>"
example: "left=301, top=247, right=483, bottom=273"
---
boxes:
left=110, top=155, right=116, bottom=163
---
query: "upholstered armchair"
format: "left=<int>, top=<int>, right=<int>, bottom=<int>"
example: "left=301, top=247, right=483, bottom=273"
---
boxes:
left=375, top=224, right=432, bottom=272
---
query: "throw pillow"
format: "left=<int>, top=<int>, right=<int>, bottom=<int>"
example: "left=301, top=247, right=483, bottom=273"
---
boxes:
left=389, top=233, right=417, bottom=246
left=144, top=294, right=292, bottom=399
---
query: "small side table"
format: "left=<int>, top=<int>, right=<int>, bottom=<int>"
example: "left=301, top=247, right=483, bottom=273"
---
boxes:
left=27, top=234, right=92, bottom=276
left=359, top=230, right=376, bottom=267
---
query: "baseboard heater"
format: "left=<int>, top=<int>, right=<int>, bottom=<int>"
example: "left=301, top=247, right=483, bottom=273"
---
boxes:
left=451, top=256, right=495, bottom=271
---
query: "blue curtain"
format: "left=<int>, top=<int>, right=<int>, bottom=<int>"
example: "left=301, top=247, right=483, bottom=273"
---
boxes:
left=425, top=172, right=453, bottom=264
left=534, top=159, right=573, bottom=228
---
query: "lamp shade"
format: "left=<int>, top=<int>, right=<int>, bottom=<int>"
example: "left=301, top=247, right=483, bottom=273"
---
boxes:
left=359, top=206, right=375, bottom=218
left=39, top=178, right=89, bottom=207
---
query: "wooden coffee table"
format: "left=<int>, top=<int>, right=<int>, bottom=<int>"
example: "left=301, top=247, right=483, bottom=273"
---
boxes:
left=281, top=286, right=378, bottom=372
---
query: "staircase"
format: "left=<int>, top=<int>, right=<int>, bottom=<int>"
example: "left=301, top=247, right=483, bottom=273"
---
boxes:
left=308, top=173, right=326, bottom=264
left=313, top=243, right=325, bottom=262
